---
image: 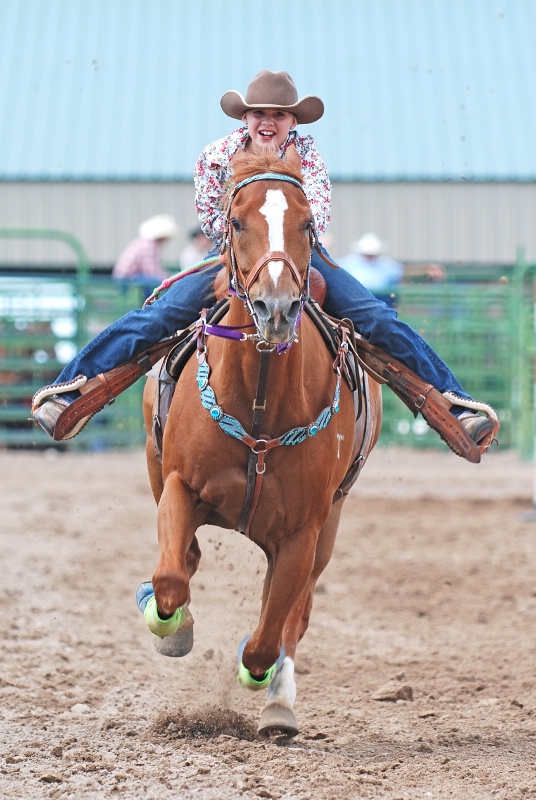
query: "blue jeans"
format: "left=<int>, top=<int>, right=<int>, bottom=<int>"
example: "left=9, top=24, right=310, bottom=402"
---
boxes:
left=56, top=247, right=469, bottom=401
left=113, top=276, right=164, bottom=302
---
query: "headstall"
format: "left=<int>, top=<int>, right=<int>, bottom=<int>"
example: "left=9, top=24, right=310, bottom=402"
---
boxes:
left=219, top=172, right=316, bottom=348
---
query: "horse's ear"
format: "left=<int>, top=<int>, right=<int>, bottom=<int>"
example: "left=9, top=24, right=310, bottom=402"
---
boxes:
left=285, top=143, right=303, bottom=177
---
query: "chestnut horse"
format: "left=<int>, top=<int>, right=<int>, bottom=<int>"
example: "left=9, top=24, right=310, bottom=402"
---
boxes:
left=142, top=148, right=382, bottom=737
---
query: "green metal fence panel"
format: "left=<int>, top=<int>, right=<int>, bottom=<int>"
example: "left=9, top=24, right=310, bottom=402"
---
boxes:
left=0, top=276, right=79, bottom=446
left=0, top=273, right=146, bottom=450
left=0, top=228, right=150, bottom=450
left=74, top=278, right=148, bottom=450
left=510, top=259, right=536, bottom=459
left=1, top=230, right=534, bottom=455
left=377, top=280, right=515, bottom=450
left=0, top=274, right=524, bottom=453
left=0, top=228, right=90, bottom=279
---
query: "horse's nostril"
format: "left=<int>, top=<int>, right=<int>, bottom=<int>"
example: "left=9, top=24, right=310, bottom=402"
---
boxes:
left=252, top=300, right=269, bottom=320
left=288, top=300, right=301, bottom=320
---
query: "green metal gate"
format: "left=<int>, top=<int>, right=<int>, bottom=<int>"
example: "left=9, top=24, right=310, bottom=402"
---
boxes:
left=1, top=229, right=535, bottom=456
left=0, top=229, right=146, bottom=450
left=378, top=278, right=516, bottom=451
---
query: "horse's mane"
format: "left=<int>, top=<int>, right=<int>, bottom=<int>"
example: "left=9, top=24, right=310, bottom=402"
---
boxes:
left=223, top=150, right=304, bottom=207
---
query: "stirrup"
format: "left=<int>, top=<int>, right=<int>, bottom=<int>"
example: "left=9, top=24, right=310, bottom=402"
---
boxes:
left=442, top=392, right=500, bottom=455
left=31, top=375, right=88, bottom=412
left=32, top=377, right=94, bottom=441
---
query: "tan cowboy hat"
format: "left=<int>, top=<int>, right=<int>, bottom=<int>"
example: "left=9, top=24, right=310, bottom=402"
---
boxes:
left=220, top=70, right=324, bottom=124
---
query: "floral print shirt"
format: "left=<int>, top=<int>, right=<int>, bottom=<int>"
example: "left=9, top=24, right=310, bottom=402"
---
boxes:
left=194, top=127, right=332, bottom=246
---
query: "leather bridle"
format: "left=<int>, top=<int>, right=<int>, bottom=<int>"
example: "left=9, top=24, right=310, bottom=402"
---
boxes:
left=220, top=172, right=314, bottom=343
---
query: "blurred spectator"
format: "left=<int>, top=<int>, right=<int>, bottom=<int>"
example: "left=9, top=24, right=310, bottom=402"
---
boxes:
left=318, top=232, right=335, bottom=251
left=179, top=227, right=212, bottom=270
left=112, top=214, right=179, bottom=300
left=339, top=232, right=444, bottom=306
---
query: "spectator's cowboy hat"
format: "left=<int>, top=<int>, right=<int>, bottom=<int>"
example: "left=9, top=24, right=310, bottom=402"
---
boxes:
left=221, top=70, right=324, bottom=124
left=139, top=214, right=179, bottom=241
left=353, top=232, right=384, bottom=256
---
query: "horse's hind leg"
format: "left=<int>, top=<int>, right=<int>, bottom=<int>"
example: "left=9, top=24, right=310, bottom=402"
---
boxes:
left=257, top=498, right=345, bottom=738
left=143, top=376, right=164, bottom=503
left=283, top=498, right=344, bottom=656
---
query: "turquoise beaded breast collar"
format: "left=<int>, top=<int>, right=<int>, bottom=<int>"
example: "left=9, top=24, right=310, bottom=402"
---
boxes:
left=196, top=353, right=341, bottom=454
left=193, top=306, right=352, bottom=537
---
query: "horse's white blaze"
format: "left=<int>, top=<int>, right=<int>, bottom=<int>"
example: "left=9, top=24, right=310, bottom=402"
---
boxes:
left=260, top=189, right=287, bottom=287
left=266, top=656, right=297, bottom=709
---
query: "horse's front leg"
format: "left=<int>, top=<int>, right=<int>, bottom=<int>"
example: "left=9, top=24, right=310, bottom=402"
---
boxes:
left=242, top=527, right=317, bottom=678
left=256, top=500, right=345, bottom=737
left=151, top=470, right=198, bottom=620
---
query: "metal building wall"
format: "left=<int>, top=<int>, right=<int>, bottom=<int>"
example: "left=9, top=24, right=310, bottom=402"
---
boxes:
left=329, top=183, right=536, bottom=263
left=0, top=183, right=199, bottom=266
left=0, top=182, right=534, bottom=267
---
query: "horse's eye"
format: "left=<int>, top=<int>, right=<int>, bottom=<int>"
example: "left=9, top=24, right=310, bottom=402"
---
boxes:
left=305, top=220, right=314, bottom=232
left=231, top=219, right=241, bottom=232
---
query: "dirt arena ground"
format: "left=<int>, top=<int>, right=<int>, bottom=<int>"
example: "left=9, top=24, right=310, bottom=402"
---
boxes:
left=2, top=444, right=536, bottom=799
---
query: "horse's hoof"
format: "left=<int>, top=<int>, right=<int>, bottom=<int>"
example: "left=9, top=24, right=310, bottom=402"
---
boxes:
left=258, top=704, right=299, bottom=739
left=152, top=608, right=194, bottom=657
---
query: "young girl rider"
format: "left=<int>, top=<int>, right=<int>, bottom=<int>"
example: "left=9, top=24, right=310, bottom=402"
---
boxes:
left=33, top=70, right=496, bottom=454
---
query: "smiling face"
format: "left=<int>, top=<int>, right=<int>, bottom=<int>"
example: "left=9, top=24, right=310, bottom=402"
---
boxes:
left=243, top=109, right=297, bottom=153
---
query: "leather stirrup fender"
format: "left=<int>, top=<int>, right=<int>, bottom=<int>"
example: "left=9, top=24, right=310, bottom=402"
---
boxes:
left=348, top=335, right=499, bottom=463
left=50, top=297, right=233, bottom=441
left=51, top=330, right=196, bottom=441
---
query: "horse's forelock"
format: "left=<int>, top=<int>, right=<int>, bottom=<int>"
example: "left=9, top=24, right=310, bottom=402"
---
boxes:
left=225, top=151, right=303, bottom=203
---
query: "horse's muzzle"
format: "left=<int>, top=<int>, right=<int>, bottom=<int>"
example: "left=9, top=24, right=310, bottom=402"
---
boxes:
left=252, top=295, right=302, bottom=344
